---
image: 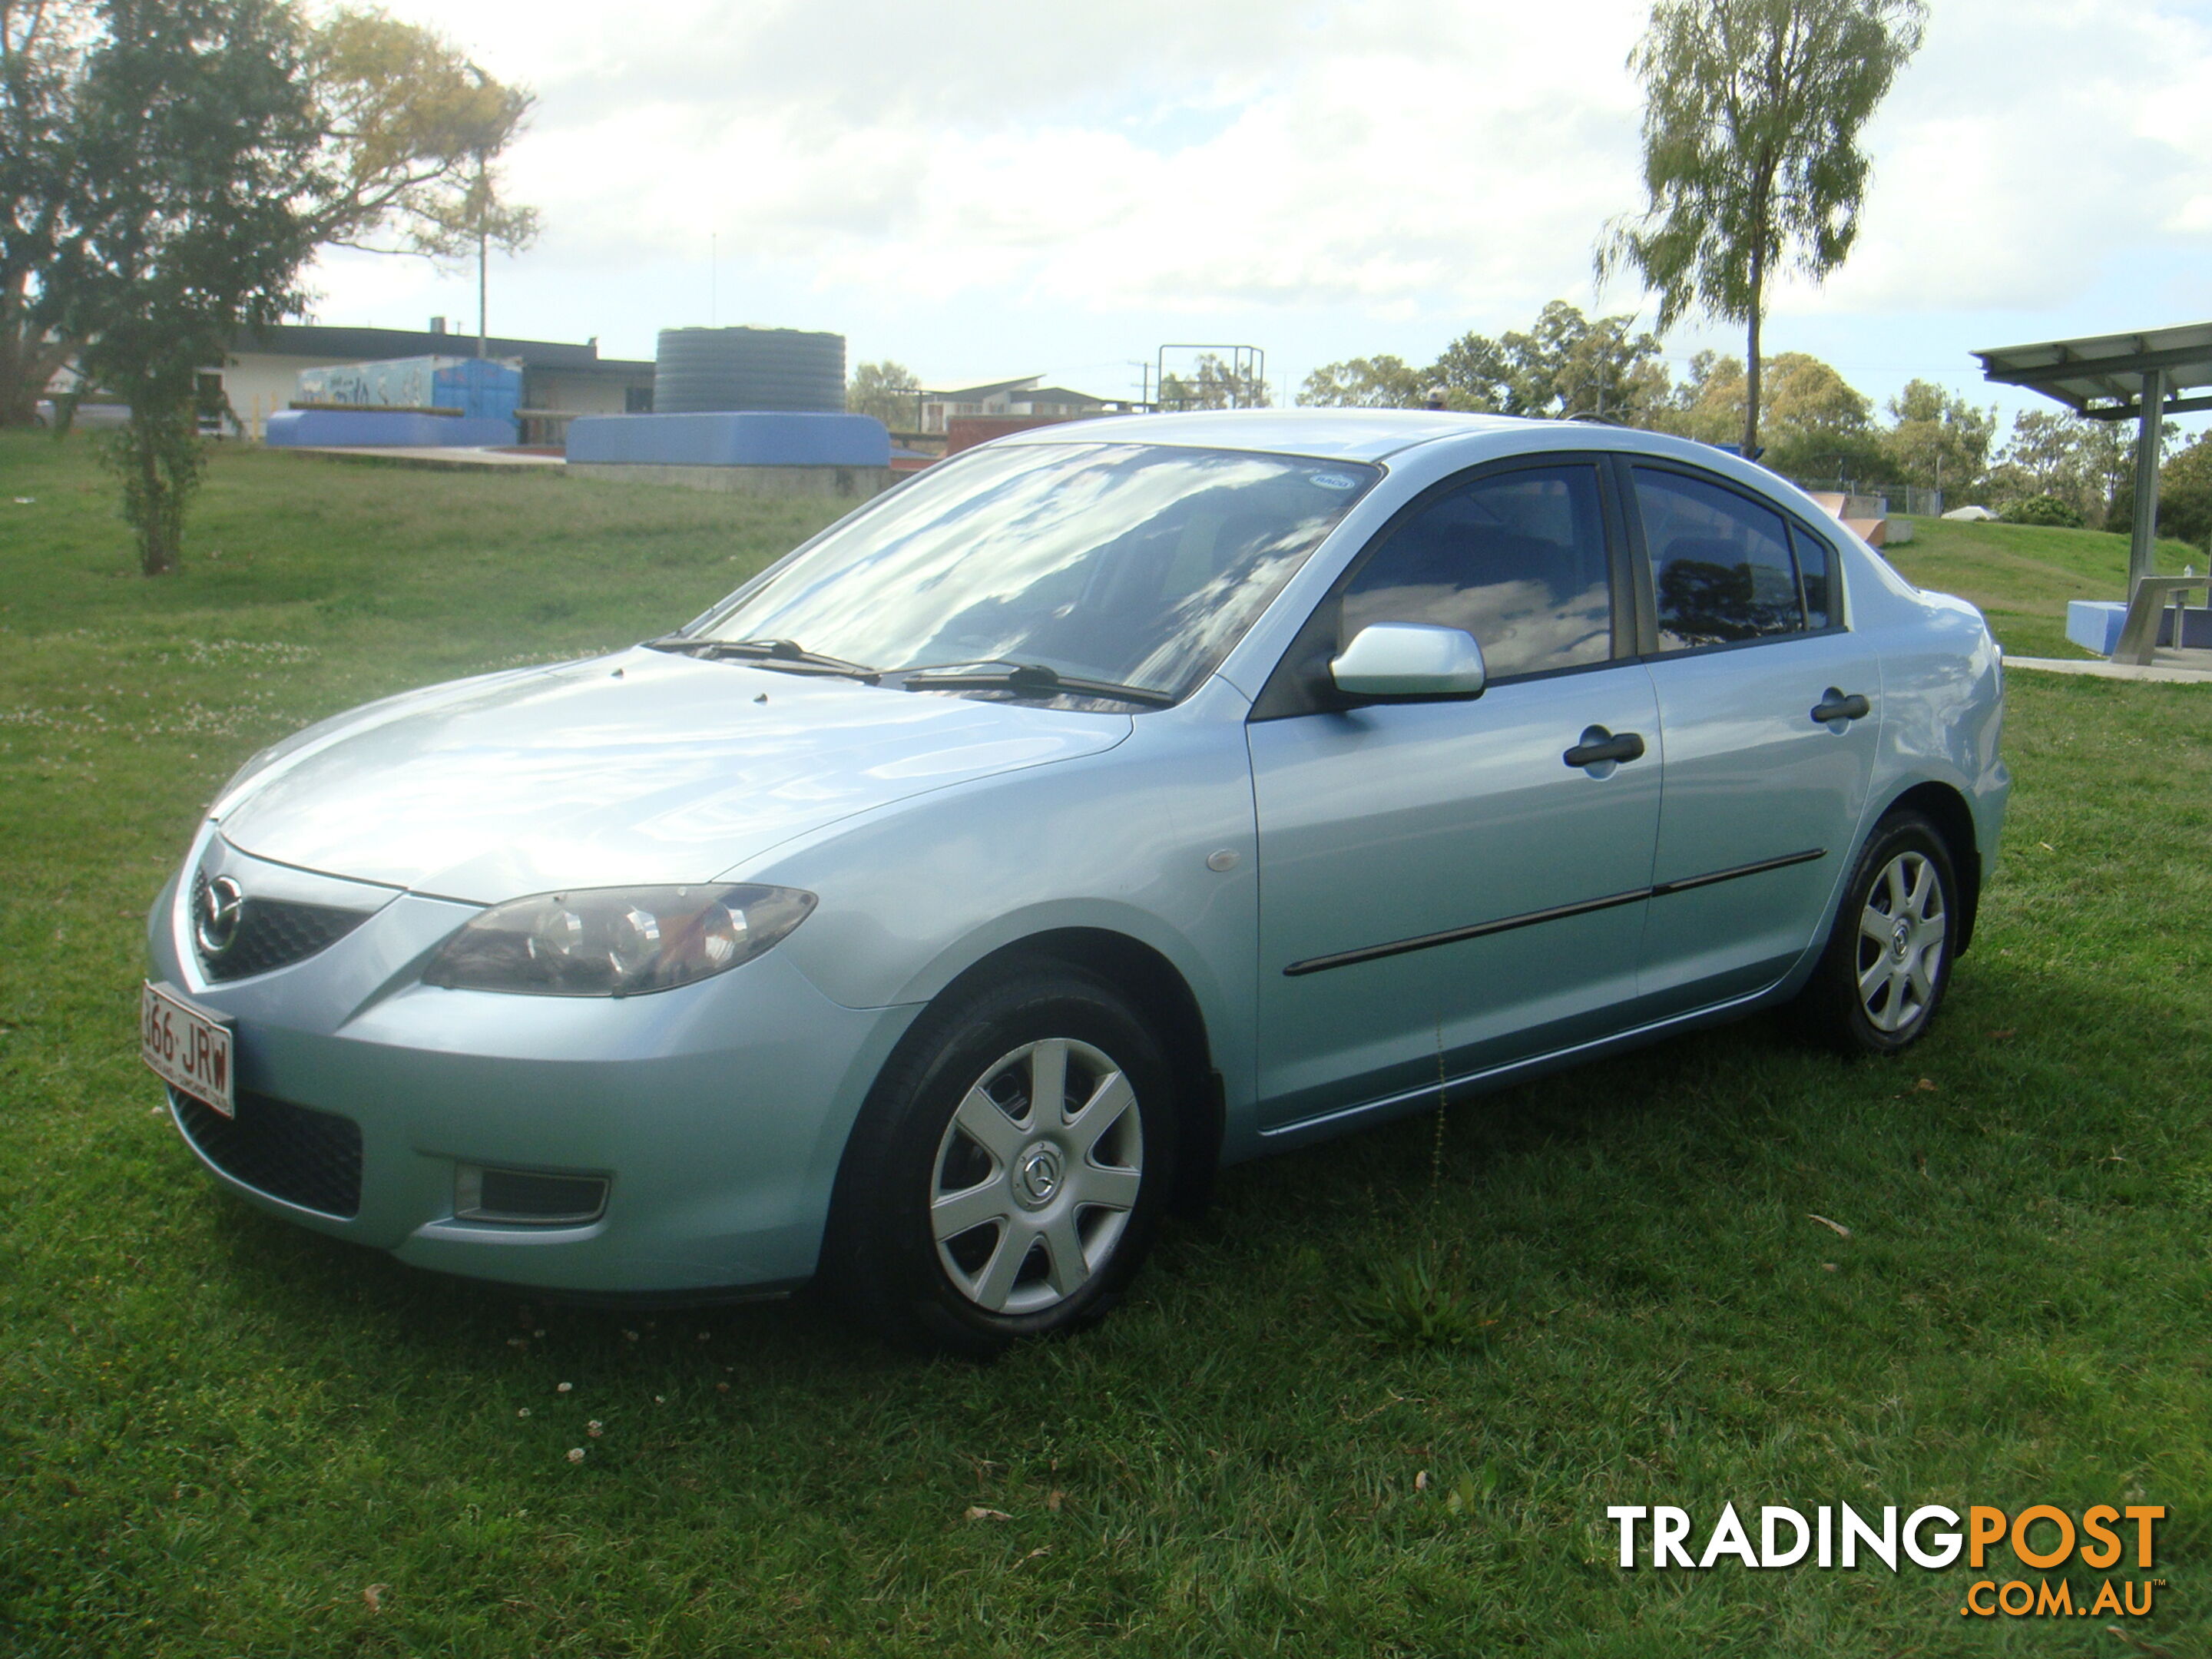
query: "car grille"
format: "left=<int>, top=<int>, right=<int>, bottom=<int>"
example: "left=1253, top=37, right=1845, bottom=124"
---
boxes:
left=172, top=1085, right=363, bottom=1218
left=190, top=871, right=373, bottom=982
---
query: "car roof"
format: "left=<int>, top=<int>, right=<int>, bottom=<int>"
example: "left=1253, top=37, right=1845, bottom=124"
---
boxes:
left=985, top=409, right=1843, bottom=528
left=990, top=407, right=1536, bottom=462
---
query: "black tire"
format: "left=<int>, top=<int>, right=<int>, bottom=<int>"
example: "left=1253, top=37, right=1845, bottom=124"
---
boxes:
left=822, top=965, right=1178, bottom=1358
left=1793, top=809, right=1959, bottom=1056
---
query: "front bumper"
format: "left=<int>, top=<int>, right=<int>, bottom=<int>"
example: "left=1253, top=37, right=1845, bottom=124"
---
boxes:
left=148, top=844, right=919, bottom=1296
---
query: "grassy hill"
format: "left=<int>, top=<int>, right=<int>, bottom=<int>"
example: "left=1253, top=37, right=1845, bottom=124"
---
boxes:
left=1883, top=515, right=2204, bottom=661
left=0, top=426, right=2185, bottom=670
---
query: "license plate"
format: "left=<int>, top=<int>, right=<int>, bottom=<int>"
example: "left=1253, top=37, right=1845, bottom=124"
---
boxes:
left=141, top=980, right=233, bottom=1117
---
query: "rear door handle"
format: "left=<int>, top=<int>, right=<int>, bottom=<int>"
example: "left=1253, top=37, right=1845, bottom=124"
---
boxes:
left=1810, top=688, right=1872, bottom=724
left=1563, top=726, right=1647, bottom=769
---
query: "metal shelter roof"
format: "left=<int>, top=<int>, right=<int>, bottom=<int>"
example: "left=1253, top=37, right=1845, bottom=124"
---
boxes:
left=1973, top=319, right=2212, bottom=594
left=1972, top=320, right=2212, bottom=421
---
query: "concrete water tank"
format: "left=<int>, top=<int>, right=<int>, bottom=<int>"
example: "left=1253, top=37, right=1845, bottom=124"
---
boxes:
left=654, top=327, right=845, bottom=414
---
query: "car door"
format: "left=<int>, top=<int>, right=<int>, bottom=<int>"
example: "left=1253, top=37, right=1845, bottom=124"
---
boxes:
left=1620, top=459, right=1883, bottom=1017
left=1246, top=458, right=1663, bottom=1131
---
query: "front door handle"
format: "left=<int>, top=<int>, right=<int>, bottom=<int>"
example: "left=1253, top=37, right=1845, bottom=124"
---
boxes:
left=1810, top=688, right=1872, bottom=724
left=1563, top=726, right=1647, bottom=769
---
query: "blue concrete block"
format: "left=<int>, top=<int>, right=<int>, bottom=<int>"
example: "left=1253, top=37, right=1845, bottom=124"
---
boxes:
left=565, top=412, right=891, bottom=468
left=2065, top=598, right=2212, bottom=654
left=266, top=409, right=516, bottom=448
left=2066, top=600, right=2127, bottom=656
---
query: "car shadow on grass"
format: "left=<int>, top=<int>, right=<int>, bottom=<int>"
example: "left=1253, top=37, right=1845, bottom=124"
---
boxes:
left=177, top=932, right=2191, bottom=1412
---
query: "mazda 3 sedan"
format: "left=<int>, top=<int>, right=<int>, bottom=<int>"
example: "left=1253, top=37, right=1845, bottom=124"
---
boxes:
left=144, top=411, right=2008, bottom=1353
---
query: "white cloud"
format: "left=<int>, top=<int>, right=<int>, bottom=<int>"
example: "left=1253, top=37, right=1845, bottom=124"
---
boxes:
left=1777, top=0, right=2212, bottom=316
left=318, top=0, right=2212, bottom=409
left=365, top=0, right=1651, bottom=317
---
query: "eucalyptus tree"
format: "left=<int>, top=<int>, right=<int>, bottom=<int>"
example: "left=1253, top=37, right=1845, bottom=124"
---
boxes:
left=1296, top=355, right=1427, bottom=409
left=1598, top=0, right=1926, bottom=456
left=1429, top=302, right=1671, bottom=423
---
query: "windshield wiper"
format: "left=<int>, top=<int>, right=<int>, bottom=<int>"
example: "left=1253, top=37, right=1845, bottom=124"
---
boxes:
left=897, top=661, right=1177, bottom=709
left=646, top=637, right=880, bottom=682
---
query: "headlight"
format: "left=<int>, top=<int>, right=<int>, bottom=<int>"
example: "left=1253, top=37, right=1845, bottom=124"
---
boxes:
left=422, top=884, right=816, bottom=997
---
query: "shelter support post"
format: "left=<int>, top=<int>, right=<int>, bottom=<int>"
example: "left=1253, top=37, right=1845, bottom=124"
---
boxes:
left=2129, top=368, right=2167, bottom=595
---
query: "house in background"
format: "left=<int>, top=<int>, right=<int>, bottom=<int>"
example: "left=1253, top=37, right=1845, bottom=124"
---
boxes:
left=210, top=321, right=654, bottom=441
left=916, top=376, right=1128, bottom=435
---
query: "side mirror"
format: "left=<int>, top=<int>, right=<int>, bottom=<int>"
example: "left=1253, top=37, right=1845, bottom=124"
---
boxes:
left=1329, top=623, right=1487, bottom=700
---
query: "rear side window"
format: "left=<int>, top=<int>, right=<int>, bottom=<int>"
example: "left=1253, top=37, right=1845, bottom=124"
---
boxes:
left=1340, top=464, right=1613, bottom=681
left=1633, top=466, right=1809, bottom=650
left=1791, top=523, right=1835, bottom=630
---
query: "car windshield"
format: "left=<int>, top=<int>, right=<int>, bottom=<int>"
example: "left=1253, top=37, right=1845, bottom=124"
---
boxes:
left=689, top=442, right=1382, bottom=704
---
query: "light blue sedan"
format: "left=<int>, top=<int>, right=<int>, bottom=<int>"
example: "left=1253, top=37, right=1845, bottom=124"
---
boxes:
left=144, top=411, right=2008, bottom=1353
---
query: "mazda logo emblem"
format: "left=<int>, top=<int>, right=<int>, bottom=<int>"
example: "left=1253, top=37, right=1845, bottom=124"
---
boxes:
left=197, top=876, right=245, bottom=955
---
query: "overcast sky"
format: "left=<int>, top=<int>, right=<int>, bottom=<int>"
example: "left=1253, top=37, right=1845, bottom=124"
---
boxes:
left=308, top=0, right=2212, bottom=429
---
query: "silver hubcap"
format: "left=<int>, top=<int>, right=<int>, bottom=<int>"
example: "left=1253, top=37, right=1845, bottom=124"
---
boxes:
left=929, top=1037, right=1144, bottom=1316
left=1856, top=849, right=1946, bottom=1034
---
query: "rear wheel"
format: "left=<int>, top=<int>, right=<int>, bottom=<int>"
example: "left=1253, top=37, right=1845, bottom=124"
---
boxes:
left=1793, top=810, right=1958, bottom=1055
left=824, top=966, right=1176, bottom=1357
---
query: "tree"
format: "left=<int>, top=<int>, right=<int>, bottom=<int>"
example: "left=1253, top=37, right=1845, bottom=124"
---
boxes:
left=301, top=9, right=533, bottom=253
left=1427, top=303, right=1671, bottom=423
left=1656, top=349, right=1743, bottom=445
left=2100, top=421, right=2197, bottom=541
left=1655, top=349, right=1883, bottom=480
left=1542, top=307, right=1672, bottom=425
left=1296, top=354, right=1426, bottom=409
left=302, top=9, right=536, bottom=353
left=1159, top=353, right=1270, bottom=411
left=1988, top=409, right=2138, bottom=526
left=2, top=3, right=536, bottom=424
left=1598, top=0, right=1926, bottom=456
left=1, top=0, right=93, bottom=424
left=408, top=152, right=539, bottom=353
left=43, top=0, right=323, bottom=574
left=847, top=359, right=919, bottom=426
left=1760, top=352, right=1878, bottom=479
left=2154, top=433, right=2212, bottom=551
left=1880, top=379, right=1995, bottom=498
left=1426, top=330, right=1512, bottom=412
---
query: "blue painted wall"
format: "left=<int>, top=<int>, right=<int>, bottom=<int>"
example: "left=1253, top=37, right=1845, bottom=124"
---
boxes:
left=566, top=412, right=890, bottom=468
left=265, top=409, right=519, bottom=449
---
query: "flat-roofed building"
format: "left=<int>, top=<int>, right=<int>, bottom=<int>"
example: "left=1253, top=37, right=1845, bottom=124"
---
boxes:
left=210, top=323, right=654, bottom=441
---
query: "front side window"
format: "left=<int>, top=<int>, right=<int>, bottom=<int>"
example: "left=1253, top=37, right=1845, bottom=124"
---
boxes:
left=693, top=442, right=1380, bottom=702
left=1634, top=466, right=1811, bottom=650
left=1338, top=463, right=1614, bottom=681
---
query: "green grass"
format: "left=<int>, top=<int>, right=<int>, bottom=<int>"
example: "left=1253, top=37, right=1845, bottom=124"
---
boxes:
left=1882, top=515, right=2204, bottom=661
left=2, top=431, right=2208, bottom=1656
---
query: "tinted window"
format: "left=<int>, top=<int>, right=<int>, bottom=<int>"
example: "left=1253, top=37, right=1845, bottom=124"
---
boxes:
left=1634, top=467, right=1806, bottom=650
left=1791, top=523, right=1835, bottom=630
left=1339, top=465, right=1613, bottom=680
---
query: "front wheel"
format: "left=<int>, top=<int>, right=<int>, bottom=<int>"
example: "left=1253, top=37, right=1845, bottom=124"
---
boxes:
left=1793, top=810, right=1959, bottom=1056
left=823, top=966, right=1177, bottom=1357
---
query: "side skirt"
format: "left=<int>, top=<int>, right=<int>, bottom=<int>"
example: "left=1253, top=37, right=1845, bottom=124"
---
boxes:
left=1253, top=982, right=1779, bottom=1153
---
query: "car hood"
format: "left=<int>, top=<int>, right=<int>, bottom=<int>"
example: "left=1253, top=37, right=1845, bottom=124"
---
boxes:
left=215, top=648, right=1132, bottom=901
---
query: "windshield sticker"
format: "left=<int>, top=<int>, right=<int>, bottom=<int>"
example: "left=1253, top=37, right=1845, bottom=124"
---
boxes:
left=1309, top=472, right=1359, bottom=490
